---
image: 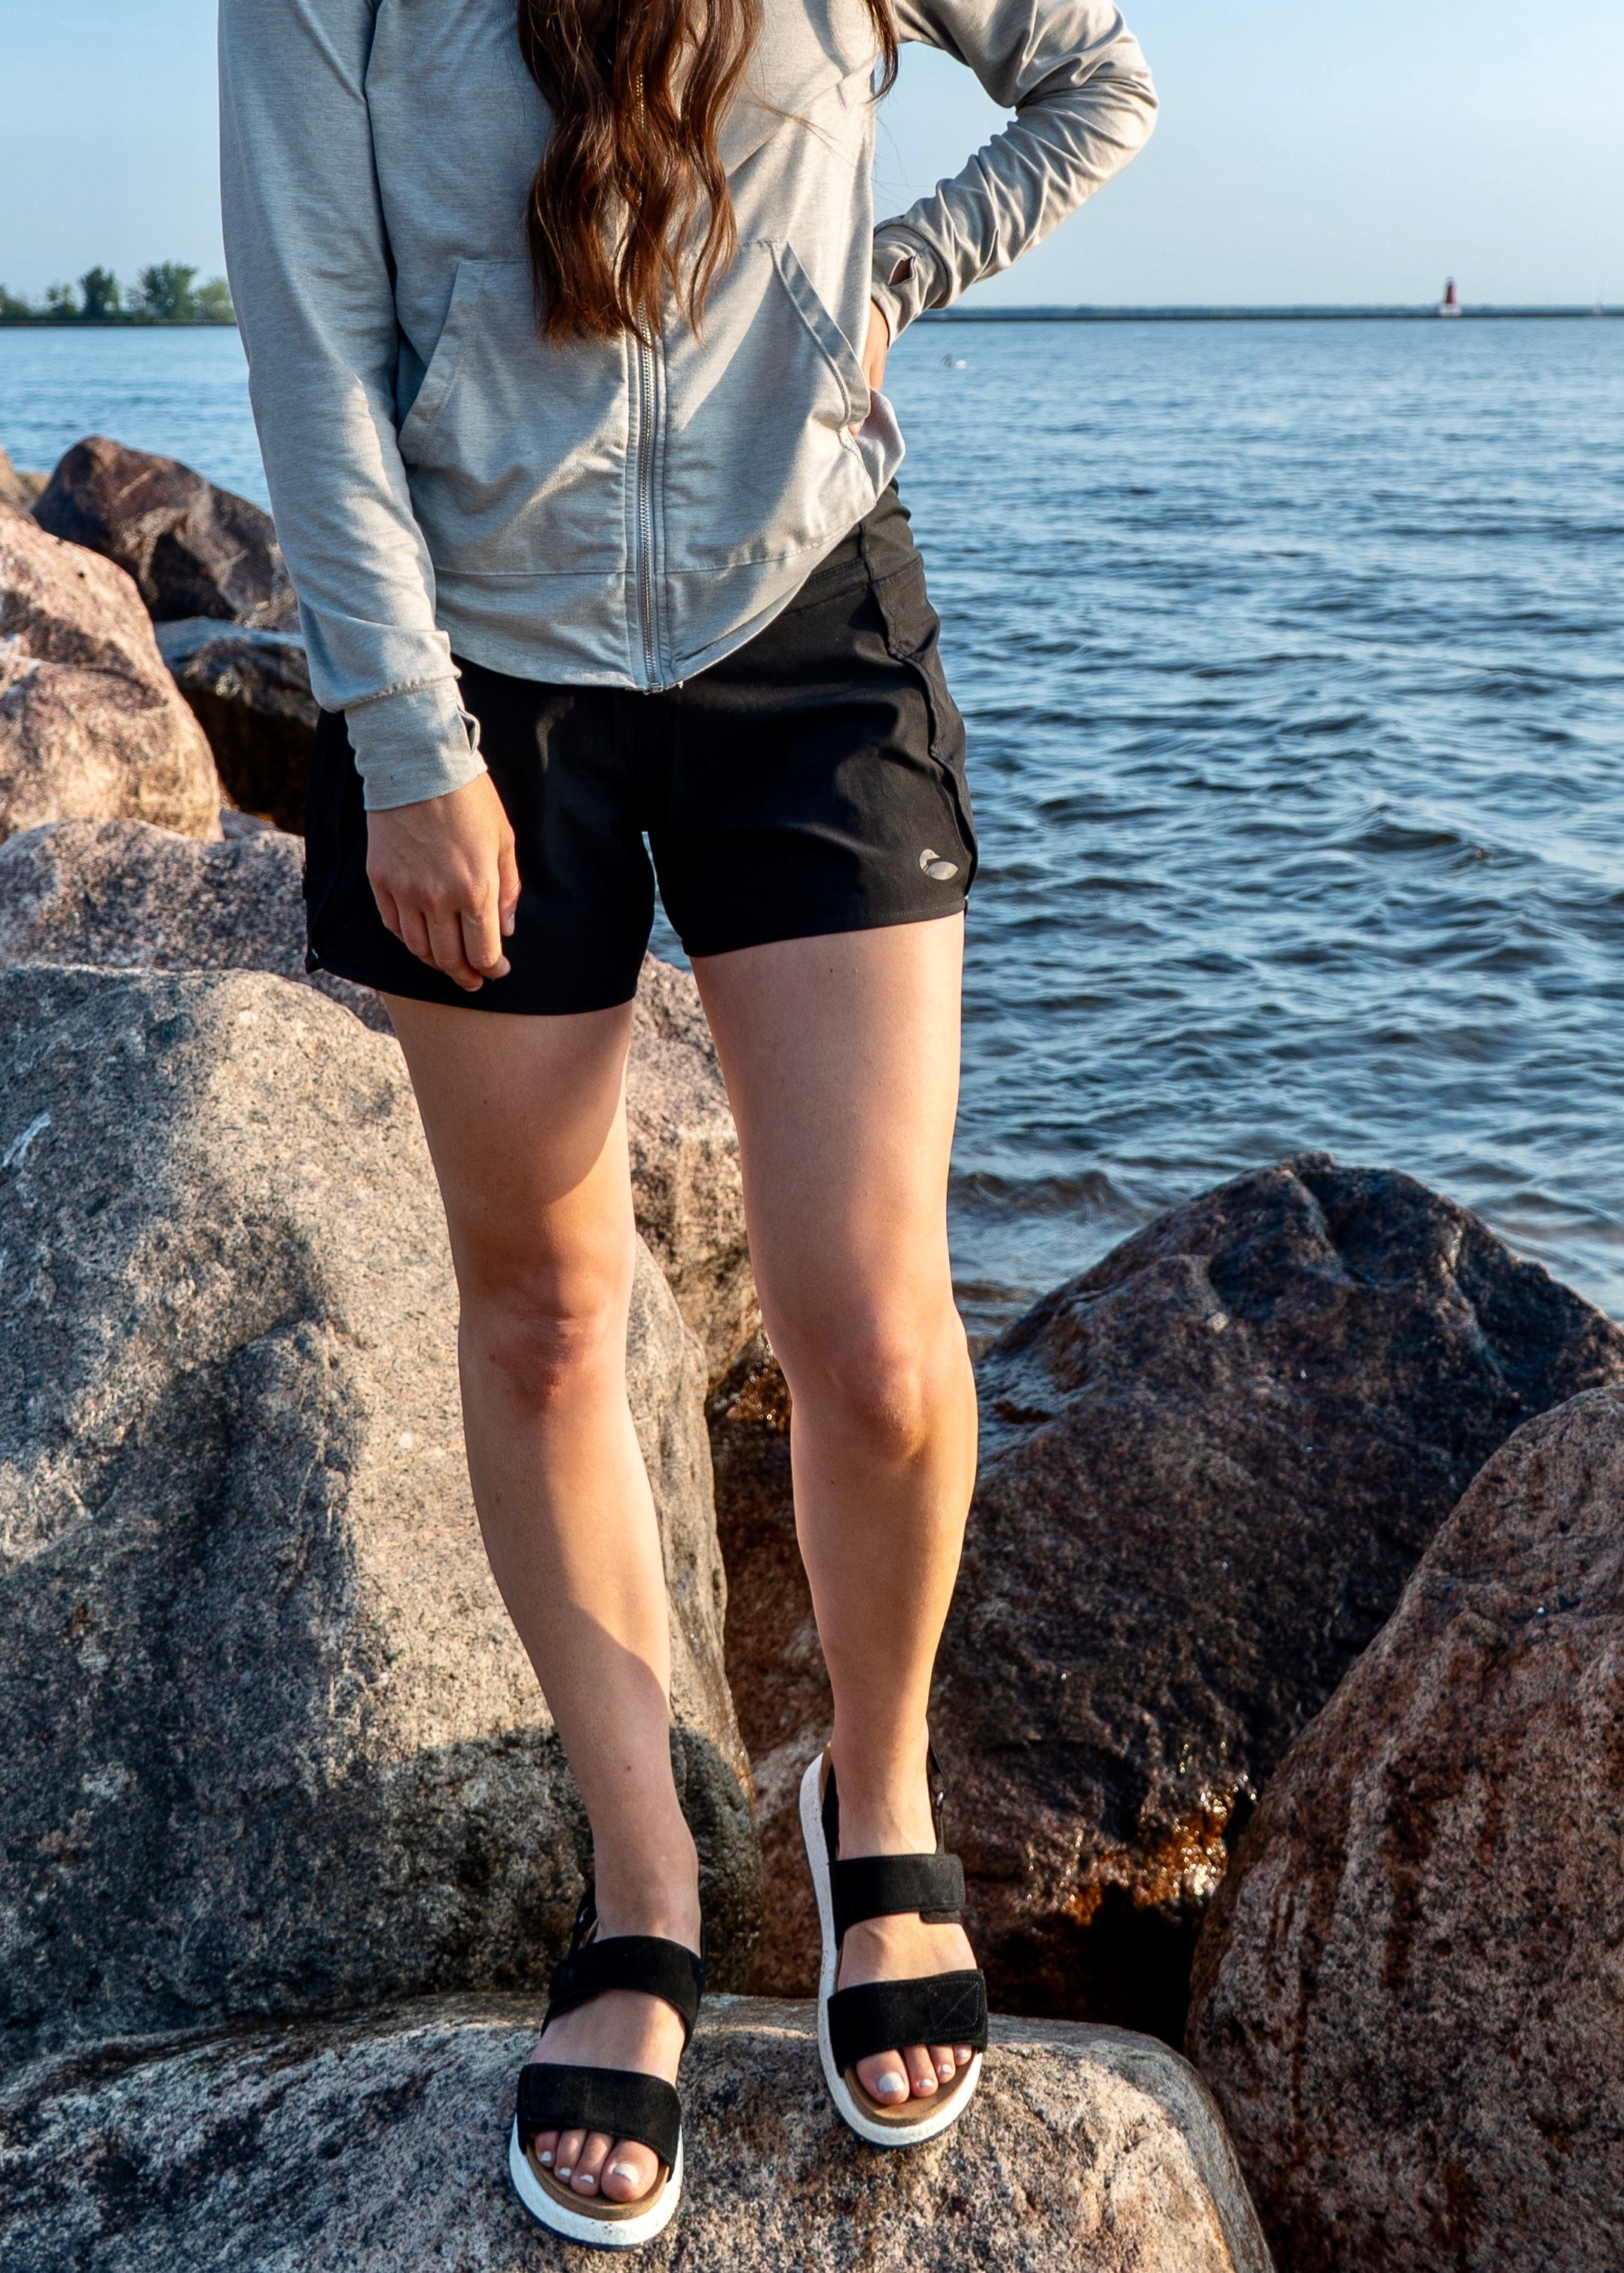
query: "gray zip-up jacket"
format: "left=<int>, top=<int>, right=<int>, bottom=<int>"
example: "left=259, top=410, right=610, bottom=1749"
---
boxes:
left=219, top=0, right=1155, bottom=810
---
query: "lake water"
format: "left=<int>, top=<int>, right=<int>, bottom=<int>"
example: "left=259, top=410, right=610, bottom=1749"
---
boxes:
left=4, top=317, right=1622, bottom=1332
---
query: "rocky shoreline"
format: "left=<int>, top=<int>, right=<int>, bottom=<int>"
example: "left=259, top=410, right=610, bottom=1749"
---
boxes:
left=4, top=436, right=1621, bottom=2270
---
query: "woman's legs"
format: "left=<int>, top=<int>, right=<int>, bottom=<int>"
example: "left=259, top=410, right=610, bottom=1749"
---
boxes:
left=693, top=915, right=980, bottom=2107
left=385, top=993, right=699, bottom=2206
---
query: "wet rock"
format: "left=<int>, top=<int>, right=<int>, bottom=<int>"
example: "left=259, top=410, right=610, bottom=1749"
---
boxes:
left=1186, top=1386, right=1624, bottom=2273
left=155, top=616, right=316, bottom=831
left=0, top=1994, right=1274, bottom=2272
left=707, top=1335, right=826, bottom=1995
left=0, top=511, right=221, bottom=844
left=0, top=446, right=46, bottom=512
left=0, top=815, right=386, bottom=1028
left=0, top=814, right=756, bottom=1366
left=32, top=434, right=296, bottom=629
left=724, top=1156, right=1624, bottom=2026
left=630, top=955, right=759, bottom=1382
left=933, top=1156, right=1624, bottom=2040
left=0, top=966, right=759, bottom=2071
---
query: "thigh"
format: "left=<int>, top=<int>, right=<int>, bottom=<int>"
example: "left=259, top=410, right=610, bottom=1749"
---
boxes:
left=690, top=917, right=963, bottom=1349
left=385, top=995, right=638, bottom=1300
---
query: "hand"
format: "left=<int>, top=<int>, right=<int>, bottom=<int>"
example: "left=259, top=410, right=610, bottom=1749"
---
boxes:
left=365, top=770, right=520, bottom=992
left=853, top=300, right=890, bottom=429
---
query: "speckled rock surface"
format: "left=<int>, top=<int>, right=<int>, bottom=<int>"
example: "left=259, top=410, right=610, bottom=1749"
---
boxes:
left=0, top=513, right=221, bottom=844
left=628, top=956, right=758, bottom=1384
left=32, top=435, right=296, bottom=629
left=0, top=816, right=385, bottom=1027
left=0, top=818, right=758, bottom=1371
left=0, top=446, right=45, bottom=511
left=154, top=618, right=316, bottom=831
left=1187, top=1385, right=1624, bottom=2273
left=725, top=1157, right=1624, bottom=2027
left=0, top=1996, right=1273, bottom=2271
left=0, top=967, right=758, bottom=2071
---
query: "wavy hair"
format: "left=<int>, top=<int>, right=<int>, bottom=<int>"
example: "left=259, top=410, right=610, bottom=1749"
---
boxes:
left=517, top=0, right=898, bottom=343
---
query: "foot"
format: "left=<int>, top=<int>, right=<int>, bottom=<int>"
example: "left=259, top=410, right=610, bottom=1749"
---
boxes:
left=832, top=1766, right=978, bottom=2109
left=525, top=1893, right=701, bottom=2207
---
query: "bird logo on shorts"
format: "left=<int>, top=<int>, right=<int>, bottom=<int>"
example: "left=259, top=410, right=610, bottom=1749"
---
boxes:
left=920, top=849, right=960, bottom=881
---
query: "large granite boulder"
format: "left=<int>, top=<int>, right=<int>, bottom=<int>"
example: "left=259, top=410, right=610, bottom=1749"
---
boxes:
left=1187, top=1385, right=1624, bottom=2273
left=0, top=817, right=759, bottom=1374
left=32, top=435, right=297, bottom=629
left=724, top=1157, right=1624, bottom=2025
left=155, top=617, right=316, bottom=831
left=0, top=966, right=759, bottom=2072
left=0, top=1995, right=1274, bottom=2271
left=0, top=815, right=383, bottom=1027
left=0, top=513, right=221, bottom=844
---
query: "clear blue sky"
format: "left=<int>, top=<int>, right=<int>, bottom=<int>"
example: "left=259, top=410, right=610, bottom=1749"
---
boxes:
left=2, top=0, right=1619, bottom=305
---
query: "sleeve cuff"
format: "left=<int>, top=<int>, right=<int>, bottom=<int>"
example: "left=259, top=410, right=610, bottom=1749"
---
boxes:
left=872, top=232, right=933, bottom=339
left=344, top=679, right=489, bottom=812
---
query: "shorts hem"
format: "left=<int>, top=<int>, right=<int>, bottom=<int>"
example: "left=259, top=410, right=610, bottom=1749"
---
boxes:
left=678, top=893, right=967, bottom=964
left=308, top=946, right=643, bottom=1020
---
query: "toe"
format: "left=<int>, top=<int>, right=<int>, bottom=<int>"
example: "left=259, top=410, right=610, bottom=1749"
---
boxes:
left=554, top=2126, right=587, bottom=2182
left=600, top=2140, right=660, bottom=2204
left=905, top=2044, right=940, bottom=2098
left=571, top=2131, right=613, bottom=2194
left=930, top=2043, right=957, bottom=2083
left=856, top=2050, right=911, bottom=2107
left=531, top=2128, right=559, bottom=2170
left=954, top=2046, right=974, bottom=2067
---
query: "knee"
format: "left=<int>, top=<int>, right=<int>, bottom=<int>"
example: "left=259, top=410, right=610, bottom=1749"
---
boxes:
left=461, top=1252, right=631, bottom=1411
left=790, top=1310, right=962, bottom=1466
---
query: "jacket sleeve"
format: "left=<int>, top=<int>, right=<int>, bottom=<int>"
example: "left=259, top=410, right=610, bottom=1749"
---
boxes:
left=218, top=0, right=486, bottom=811
left=869, top=0, right=1156, bottom=339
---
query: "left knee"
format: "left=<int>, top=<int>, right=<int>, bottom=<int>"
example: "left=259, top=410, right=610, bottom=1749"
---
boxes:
left=790, top=1311, right=963, bottom=1466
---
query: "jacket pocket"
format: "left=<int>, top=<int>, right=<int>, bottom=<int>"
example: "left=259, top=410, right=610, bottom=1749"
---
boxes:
left=661, top=237, right=877, bottom=572
left=398, top=258, right=630, bottom=578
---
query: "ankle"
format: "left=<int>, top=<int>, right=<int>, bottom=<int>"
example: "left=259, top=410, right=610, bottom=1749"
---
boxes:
left=826, top=1730, right=936, bottom=1857
left=588, top=1838, right=703, bottom=1949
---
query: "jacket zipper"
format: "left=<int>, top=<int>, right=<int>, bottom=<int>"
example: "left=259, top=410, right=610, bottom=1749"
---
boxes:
left=635, top=335, right=660, bottom=687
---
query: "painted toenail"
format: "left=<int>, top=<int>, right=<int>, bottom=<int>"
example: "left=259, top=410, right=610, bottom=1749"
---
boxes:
left=874, top=2073, right=908, bottom=2100
left=556, top=2166, right=572, bottom=2180
left=538, top=2151, right=553, bottom=2166
left=608, top=2162, right=640, bottom=2185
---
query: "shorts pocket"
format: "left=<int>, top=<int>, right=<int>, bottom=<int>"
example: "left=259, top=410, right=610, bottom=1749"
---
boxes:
left=869, top=556, right=978, bottom=888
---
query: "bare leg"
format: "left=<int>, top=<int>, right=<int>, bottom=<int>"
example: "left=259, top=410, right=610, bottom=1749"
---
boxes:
left=693, top=918, right=980, bottom=2107
left=385, top=994, right=699, bottom=2205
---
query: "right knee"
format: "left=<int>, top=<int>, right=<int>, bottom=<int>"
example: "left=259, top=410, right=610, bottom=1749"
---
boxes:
left=461, top=1260, right=630, bottom=1413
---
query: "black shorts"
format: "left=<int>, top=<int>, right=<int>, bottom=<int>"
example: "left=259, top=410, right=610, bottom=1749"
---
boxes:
left=303, top=484, right=976, bottom=1015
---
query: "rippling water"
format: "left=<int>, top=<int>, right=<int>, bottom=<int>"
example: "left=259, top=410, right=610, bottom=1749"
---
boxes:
left=4, top=317, right=1622, bottom=1330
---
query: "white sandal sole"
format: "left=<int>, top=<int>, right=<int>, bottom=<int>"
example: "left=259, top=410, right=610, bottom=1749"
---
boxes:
left=509, top=2119, right=684, bottom=2249
left=798, top=1751, right=984, bottom=2147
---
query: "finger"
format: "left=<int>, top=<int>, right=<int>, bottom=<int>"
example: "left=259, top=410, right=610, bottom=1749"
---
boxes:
left=554, top=2128, right=587, bottom=2181
left=497, top=834, right=520, bottom=938
left=904, top=2043, right=939, bottom=2097
left=371, top=879, right=404, bottom=944
left=459, top=899, right=509, bottom=981
left=571, top=2131, right=614, bottom=2194
left=398, top=904, right=435, bottom=966
left=425, top=909, right=485, bottom=992
left=930, top=2043, right=957, bottom=2083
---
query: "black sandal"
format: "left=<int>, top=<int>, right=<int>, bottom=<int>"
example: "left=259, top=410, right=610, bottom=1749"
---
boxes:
left=799, top=1747, right=988, bottom=2144
left=509, top=1885, right=706, bottom=2249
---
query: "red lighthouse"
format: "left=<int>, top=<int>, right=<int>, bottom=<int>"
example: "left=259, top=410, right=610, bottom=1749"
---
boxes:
left=1438, top=277, right=1462, bottom=316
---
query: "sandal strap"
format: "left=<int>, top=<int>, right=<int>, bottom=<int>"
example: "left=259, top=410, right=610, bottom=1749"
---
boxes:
left=827, top=1969, right=989, bottom=2074
left=832, top=1852, right=966, bottom=1938
left=543, top=1935, right=706, bottom=2045
left=515, top=2062, right=682, bottom=2168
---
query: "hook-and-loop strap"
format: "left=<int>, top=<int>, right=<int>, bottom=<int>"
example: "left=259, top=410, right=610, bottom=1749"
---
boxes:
left=515, top=2061, right=682, bottom=2168
left=544, top=1936, right=705, bottom=2045
left=826, top=1968, right=988, bottom=2074
left=832, top=1852, right=966, bottom=1939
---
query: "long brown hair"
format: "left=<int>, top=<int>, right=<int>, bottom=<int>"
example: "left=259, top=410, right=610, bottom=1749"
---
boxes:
left=517, top=0, right=898, bottom=343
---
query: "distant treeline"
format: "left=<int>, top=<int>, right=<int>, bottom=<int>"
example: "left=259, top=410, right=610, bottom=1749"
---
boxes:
left=0, top=265, right=234, bottom=325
